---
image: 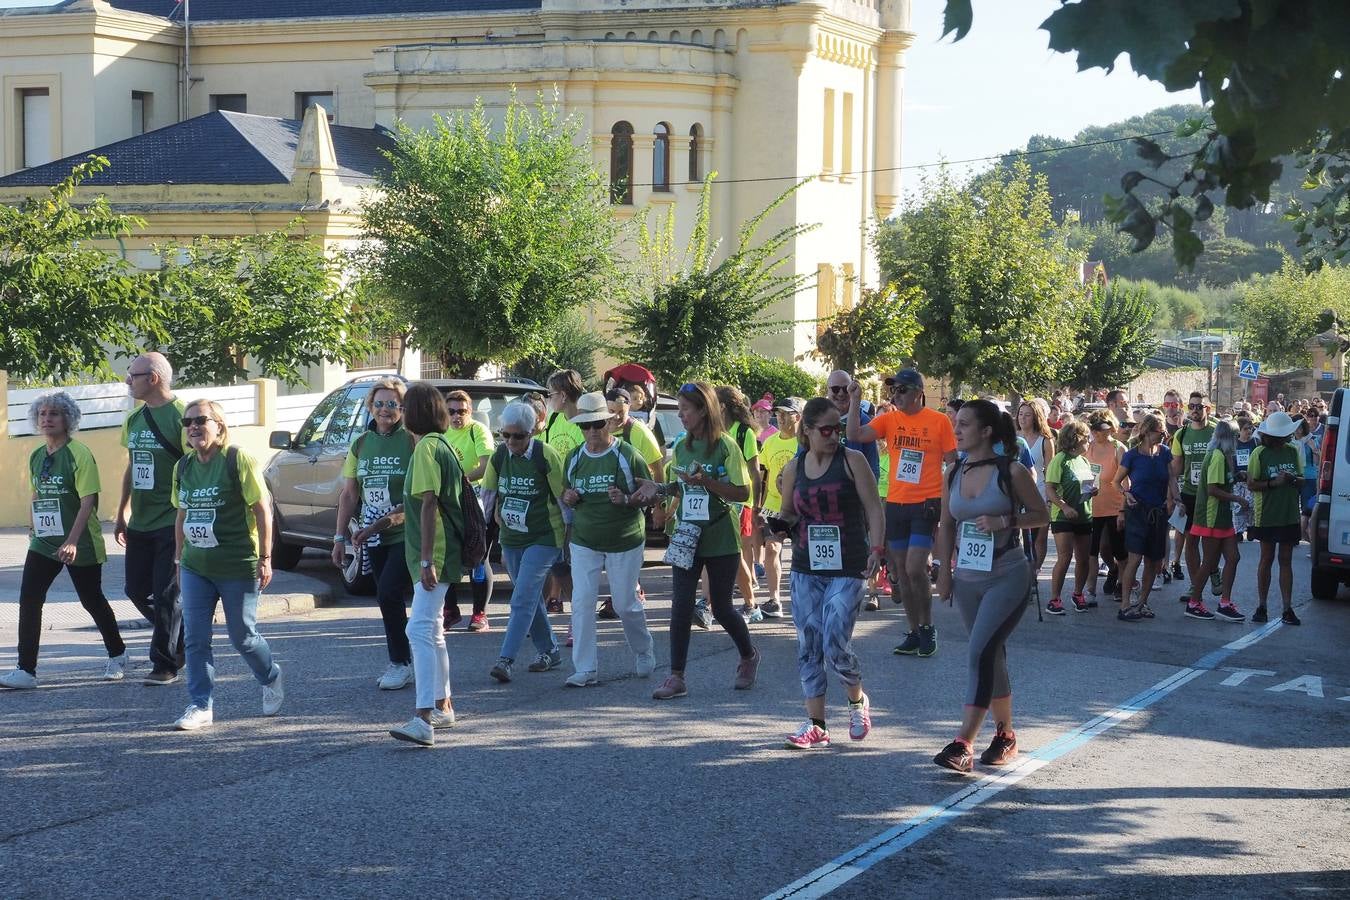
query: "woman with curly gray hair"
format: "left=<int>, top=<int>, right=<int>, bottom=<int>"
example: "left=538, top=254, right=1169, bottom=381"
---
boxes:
left=1, top=392, right=127, bottom=690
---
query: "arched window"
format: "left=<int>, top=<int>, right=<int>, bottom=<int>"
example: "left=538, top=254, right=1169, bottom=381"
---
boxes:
left=610, top=121, right=634, bottom=205
left=653, top=122, right=671, bottom=192
left=688, top=123, right=703, bottom=182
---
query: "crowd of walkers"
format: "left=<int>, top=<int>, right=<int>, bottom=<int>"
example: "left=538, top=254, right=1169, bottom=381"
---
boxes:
left=0, top=357, right=1320, bottom=772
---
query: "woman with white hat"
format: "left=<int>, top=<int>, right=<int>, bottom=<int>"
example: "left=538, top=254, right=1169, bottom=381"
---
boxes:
left=1247, top=411, right=1303, bottom=625
left=559, top=391, right=659, bottom=686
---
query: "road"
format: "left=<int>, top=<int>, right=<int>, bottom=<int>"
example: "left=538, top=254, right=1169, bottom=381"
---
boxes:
left=1, top=543, right=1347, bottom=898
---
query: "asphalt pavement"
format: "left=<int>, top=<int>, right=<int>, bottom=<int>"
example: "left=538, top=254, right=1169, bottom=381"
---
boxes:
left=1, top=539, right=1347, bottom=899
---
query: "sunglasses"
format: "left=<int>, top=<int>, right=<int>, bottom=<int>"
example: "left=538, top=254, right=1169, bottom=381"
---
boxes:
left=827, top=385, right=849, bottom=394
left=885, top=382, right=914, bottom=394
left=815, top=425, right=840, bottom=438
left=448, top=408, right=469, bottom=416
left=579, top=420, right=608, bottom=431
left=39, top=454, right=54, bottom=481
left=372, top=400, right=402, bottom=410
left=182, top=416, right=216, bottom=428
left=1188, top=403, right=1205, bottom=411
left=498, top=431, right=528, bottom=441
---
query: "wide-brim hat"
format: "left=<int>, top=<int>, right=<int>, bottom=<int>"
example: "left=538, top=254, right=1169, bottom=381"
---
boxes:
left=1256, top=410, right=1298, bottom=438
left=570, top=391, right=612, bottom=425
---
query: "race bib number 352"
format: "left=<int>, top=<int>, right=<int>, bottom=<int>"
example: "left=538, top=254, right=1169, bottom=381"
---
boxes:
left=184, top=509, right=219, bottom=549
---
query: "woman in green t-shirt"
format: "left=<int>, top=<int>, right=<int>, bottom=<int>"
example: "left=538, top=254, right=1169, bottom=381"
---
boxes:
left=651, top=382, right=760, bottom=701
left=1, top=392, right=127, bottom=691
left=1184, top=419, right=1251, bottom=623
left=332, top=377, right=416, bottom=691
left=1247, top=411, right=1304, bottom=625
left=389, top=384, right=464, bottom=747
left=171, top=400, right=281, bottom=731
left=716, top=385, right=765, bottom=624
left=1045, top=419, right=1095, bottom=615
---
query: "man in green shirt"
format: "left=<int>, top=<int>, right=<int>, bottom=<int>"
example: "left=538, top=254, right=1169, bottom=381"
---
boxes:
left=114, top=352, right=188, bottom=685
left=1169, top=392, right=1217, bottom=601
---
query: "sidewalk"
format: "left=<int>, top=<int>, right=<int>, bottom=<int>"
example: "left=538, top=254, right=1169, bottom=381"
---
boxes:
left=0, top=527, right=333, bottom=645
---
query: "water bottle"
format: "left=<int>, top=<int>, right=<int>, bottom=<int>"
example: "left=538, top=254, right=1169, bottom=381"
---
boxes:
left=471, top=562, right=487, bottom=583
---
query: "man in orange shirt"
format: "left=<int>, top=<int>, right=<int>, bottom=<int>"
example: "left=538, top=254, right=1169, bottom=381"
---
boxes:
left=847, top=369, right=956, bottom=658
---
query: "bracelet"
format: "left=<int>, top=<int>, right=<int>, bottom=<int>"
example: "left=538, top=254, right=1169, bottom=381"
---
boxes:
left=332, top=534, right=347, bottom=544
left=260, top=555, right=271, bottom=561
left=870, top=545, right=885, bottom=554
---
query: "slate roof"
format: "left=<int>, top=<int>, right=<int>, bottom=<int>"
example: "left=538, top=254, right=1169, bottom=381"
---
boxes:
left=0, top=111, right=398, bottom=187
left=103, top=0, right=541, bottom=20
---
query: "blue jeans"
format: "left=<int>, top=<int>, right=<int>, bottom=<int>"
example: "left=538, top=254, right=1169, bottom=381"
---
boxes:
left=498, top=544, right=559, bottom=662
left=180, top=567, right=278, bottom=710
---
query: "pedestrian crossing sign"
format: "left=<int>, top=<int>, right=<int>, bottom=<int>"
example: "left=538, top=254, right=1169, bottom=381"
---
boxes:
left=1239, top=359, right=1260, bottom=380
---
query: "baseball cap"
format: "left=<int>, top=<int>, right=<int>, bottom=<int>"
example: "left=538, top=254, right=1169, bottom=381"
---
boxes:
left=884, top=369, right=924, bottom=390
left=773, top=397, right=805, bottom=414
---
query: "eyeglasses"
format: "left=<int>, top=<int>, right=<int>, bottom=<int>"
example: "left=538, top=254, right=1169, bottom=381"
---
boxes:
left=372, top=400, right=402, bottom=410
left=579, top=420, right=608, bottom=431
left=815, top=425, right=840, bottom=438
left=182, top=416, right=216, bottom=428
left=448, top=408, right=469, bottom=416
left=126, top=371, right=152, bottom=380
left=498, top=431, right=528, bottom=441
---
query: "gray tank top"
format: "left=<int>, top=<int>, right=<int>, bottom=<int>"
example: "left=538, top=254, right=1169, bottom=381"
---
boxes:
left=949, top=462, right=1024, bottom=578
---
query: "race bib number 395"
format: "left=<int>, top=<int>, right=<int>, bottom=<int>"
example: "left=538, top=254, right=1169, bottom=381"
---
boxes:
left=808, top=525, right=842, bottom=572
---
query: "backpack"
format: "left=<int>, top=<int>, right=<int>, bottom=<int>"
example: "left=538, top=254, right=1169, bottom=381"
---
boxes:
left=430, top=435, right=487, bottom=569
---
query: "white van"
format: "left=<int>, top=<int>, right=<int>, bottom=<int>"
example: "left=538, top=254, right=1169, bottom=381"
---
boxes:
left=1311, top=387, right=1349, bottom=598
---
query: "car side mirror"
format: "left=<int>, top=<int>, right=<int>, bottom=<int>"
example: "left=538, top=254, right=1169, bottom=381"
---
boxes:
left=269, top=430, right=294, bottom=450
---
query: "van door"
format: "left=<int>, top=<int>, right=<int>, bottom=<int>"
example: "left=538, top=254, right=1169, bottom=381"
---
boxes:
left=1328, top=389, right=1350, bottom=554
left=268, top=389, right=343, bottom=540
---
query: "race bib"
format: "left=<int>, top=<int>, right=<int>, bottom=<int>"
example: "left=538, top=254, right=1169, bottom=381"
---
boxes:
left=956, top=521, right=993, bottom=572
left=681, top=485, right=710, bottom=522
left=184, top=509, right=219, bottom=549
left=1084, top=463, right=1100, bottom=495
left=501, top=496, right=530, bottom=533
left=1236, top=449, right=1250, bottom=468
left=1189, top=461, right=1202, bottom=486
left=132, top=450, right=155, bottom=490
left=362, top=475, right=391, bottom=512
left=32, top=499, right=64, bottom=538
left=807, top=525, right=842, bottom=572
left=895, top=448, right=923, bottom=484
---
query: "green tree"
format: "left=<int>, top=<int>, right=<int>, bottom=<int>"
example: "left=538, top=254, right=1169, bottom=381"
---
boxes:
left=0, top=156, right=162, bottom=380
left=707, top=353, right=819, bottom=404
left=813, top=284, right=923, bottom=378
left=877, top=162, right=1084, bottom=394
left=608, top=175, right=817, bottom=387
left=151, top=225, right=377, bottom=386
left=1236, top=259, right=1350, bottom=368
left=358, top=94, right=617, bottom=378
left=944, top=1, right=1350, bottom=268
left=511, top=310, right=603, bottom=387
left=1061, top=282, right=1160, bottom=389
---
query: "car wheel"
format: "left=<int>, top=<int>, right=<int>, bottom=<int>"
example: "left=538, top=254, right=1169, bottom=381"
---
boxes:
left=340, top=517, right=376, bottom=596
left=1310, top=566, right=1339, bottom=601
left=271, top=513, right=304, bottom=571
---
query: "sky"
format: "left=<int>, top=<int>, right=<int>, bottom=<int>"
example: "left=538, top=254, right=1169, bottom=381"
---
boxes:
left=900, top=0, right=1201, bottom=189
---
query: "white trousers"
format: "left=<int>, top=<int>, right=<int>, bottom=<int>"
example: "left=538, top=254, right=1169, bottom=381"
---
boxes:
left=406, top=581, right=452, bottom=709
left=569, top=542, right=653, bottom=675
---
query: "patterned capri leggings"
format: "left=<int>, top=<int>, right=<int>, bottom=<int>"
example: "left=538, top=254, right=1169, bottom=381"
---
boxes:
left=952, top=561, right=1031, bottom=708
left=789, top=571, right=865, bottom=698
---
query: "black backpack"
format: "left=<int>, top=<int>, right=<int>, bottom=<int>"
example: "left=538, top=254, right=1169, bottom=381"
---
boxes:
left=430, top=435, right=487, bottom=569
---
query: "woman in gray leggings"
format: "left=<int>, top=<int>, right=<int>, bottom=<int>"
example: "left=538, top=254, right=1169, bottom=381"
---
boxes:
left=933, top=400, right=1050, bottom=774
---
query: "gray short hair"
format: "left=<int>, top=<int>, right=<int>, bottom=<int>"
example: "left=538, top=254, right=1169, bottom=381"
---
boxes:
left=29, top=391, right=82, bottom=433
left=147, top=355, right=173, bottom=387
left=498, top=400, right=536, bottom=435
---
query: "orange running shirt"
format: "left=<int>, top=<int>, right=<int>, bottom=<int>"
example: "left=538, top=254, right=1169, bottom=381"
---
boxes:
left=869, top=407, right=957, bottom=504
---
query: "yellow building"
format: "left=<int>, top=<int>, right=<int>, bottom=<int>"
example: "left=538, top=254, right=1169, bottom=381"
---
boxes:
left=1, top=0, right=916, bottom=369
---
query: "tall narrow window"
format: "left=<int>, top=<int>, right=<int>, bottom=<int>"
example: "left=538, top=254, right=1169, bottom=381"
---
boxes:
left=610, top=121, right=634, bottom=205
left=841, top=92, right=854, bottom=175
left=688, top=123, right=703, bottom=182
left=131, top=91, right=150, bottom=136
left=821, top=89, right=835, bottom=174
left=19, top=88, right=51, bottom=169
left=652, top=122, right=671, bottom=192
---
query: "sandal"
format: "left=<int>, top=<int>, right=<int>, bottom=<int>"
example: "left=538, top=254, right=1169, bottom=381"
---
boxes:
left=1138, top=603, right=1156, bottom=619
left=1117, top=605, right=1144, bottom=622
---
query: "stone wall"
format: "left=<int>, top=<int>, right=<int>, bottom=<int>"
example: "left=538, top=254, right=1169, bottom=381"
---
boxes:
left=1122, top=368, right=1209, bottom=406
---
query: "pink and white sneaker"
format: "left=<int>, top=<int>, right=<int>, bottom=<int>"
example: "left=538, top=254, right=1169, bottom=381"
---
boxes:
left=785, top=721, right=831, bottom=750
left=848, top=693, right=871, bottom=741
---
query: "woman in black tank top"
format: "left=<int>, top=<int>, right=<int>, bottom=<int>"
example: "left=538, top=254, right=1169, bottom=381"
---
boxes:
left=777, top=398, right=885, bottom=749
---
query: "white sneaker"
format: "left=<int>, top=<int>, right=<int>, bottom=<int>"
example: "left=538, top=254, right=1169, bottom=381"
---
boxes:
left=173, top=705, right=213, bottom=731
left=429, top=707, right=456, bottom=729
left=564, top=670, right=599, bottom=687
left=634, top=652, right=656, bottom=678
left=103, top=652, right=128, bottom=682
left=377, top=663, right=413, bottom=691
left=390, top=716, right=434, bottom=746
left=0, top=668, right=37, bottom=690
left=261, top=665, right=284, bottom=716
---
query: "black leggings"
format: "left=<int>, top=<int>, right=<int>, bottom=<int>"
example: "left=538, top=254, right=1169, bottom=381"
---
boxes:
left=669, top=553, right=754, bottom=673
left=17, top=551, right=126, bottom=675
left=1091, top=515, right=1126, bottom=564
left=367, top=542, right=412, bottom=665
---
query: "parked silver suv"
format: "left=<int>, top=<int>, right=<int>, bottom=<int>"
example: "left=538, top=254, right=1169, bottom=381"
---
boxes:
left=263, top=376, right=541, bottom=594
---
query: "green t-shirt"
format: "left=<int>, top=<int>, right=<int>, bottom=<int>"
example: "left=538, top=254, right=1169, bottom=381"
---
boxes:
left=1194, top=448, right=1235, bottom=530
left=172, top=447, right=266, bottom=580
left=404, top=435, right=466, bottom=581
left=1046, top=451, right=1093, bottom=522
left=341, top=425, right=416, bottom=546
left=618, top=418, right=664, bottom=469
left=1248, top=443, right=1302, bottom=528
left=760, top=431, right=799, bottom=512
left=564, top=440, right=651, bottom=553
left=483, top=440, right=565, bottom=549
left=1171, top=423, right=1216, bottom=496
left=442, top=420, right=494, bottom=485
left=29, top=439, right=106, bottom=566
left=544, top=411, right=585, bottom=461
left=876, top=447, right=890, bottom=498
left=120, top=397, right=188, bottom=532
left=667, top=433, right=750, bottom=558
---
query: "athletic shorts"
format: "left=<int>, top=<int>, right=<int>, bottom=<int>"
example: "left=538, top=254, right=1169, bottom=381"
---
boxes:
left=1050, top=520, right=1091, bottom=536
left=764, top=515, right=792, bottom=540
left=1301, top=480, right=1316, bottom=516
left=885, top=500, right=939, bottom=551
left=739, top=506, right=755, bottom=538
left=1124, top=505, right=1169, bottom=561
left=1090, top=515, right=1126, bottom=560
left=1178, top=492, right=1196, bottom=532
left=1190, top=524, right=1237, bottom=539
left=1249, top=523, right=1301, bottom=545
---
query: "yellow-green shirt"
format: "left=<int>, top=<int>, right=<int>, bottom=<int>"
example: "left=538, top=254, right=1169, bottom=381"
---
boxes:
left=442, top=421, right=494, bottom=485
left=29, top=439, right=106, bottom=566
left=404, top=435, right=466, bottom=580
left=760, top=431, right=799, bottom=511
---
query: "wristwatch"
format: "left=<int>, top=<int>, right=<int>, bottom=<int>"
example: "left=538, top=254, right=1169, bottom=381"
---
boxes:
left=333, top=534, right=347, bottom=544
left=420, top=560, right=432, bottom=569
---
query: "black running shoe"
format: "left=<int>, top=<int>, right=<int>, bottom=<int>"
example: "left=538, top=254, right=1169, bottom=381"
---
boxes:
left=934, top=740, right=973, bottom=774
left=917, top=624, right=937, bottom=657
left=893, top=631, right=920, bottom=655
left=1251, top=606, right=1269, bottom=623
left=979, top=732, right=1018, bottom=766
left=1102, top=573, right=1119, bottom=597
left=1171, top=563, right=1184, bottom=581
left=1281, top=608, right=1301, bottom=626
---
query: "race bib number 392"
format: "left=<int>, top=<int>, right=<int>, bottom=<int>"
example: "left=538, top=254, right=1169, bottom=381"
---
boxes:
left=956, top=521, right=993, bottom=572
